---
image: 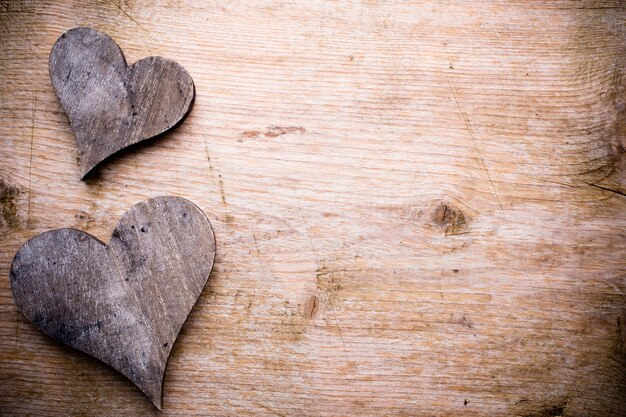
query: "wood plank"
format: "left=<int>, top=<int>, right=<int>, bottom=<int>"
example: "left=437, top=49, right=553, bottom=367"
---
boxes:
left=0, top=1, right=625, bottom=416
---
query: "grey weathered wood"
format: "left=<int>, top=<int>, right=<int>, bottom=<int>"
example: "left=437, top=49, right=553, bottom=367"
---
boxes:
left=49, top=27, right=195, bottom=180
left=9, top=196, right=215, bottom=410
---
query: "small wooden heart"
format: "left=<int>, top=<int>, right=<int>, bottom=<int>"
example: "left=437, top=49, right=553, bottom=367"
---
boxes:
left=49, top=27, right=195, bottom=179
left=10, top=197, right=215, bottom=409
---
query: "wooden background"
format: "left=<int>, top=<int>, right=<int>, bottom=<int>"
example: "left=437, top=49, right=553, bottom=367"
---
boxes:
left=1, top=1, right=625, bottom=415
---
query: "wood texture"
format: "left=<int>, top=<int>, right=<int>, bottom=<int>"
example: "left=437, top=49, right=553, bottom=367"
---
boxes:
left=1, top=1, right=625, bottom=416
left=9, top=196, right=216, bottom=410
left=49, top=27, right=195, bottom=179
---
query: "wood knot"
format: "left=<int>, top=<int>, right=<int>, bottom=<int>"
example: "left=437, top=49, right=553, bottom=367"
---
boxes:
left=0, top=179, right=25, bottom=229
left=429, top=200, right=468, bottom=235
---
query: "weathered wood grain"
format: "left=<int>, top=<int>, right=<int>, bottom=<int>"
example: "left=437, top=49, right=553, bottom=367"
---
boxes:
left=9, top=196, right=215, bottom=410
left=0, top=1, right=625, bottom=416
left=49, top=27, right=195, bottom=180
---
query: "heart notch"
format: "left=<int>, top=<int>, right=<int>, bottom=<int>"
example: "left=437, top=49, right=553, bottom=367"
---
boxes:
left=10, top=197, right=215, bottom=409
left=49, top=27, right=195, bottom=180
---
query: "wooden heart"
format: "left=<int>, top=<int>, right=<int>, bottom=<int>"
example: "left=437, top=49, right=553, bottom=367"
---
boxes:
left=49, top=27, right=195, bottom=179
left=9, top=197, right=215, bottom=409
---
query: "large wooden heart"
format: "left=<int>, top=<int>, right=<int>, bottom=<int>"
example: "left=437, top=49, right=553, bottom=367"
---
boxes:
left=9, top=197, right=215, bottom=409
left=49, top=27, right=195, bottom=179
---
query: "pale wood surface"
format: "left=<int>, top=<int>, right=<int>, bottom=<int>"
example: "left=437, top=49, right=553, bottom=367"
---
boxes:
left=1, top=1, right=625, bottom=416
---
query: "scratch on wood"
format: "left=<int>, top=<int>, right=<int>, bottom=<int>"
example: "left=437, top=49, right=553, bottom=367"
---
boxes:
left=27, top=94, right=35, bottom=228
left=295, top=194, right=318, bottom=264
left=109, top=1, right=143, bottom=30
left=315, top=268, right=352, bottom=365
left=203, top=142, right=226, bottom=205
left=292, top=189, right=352, bottom=364
left=447, top=78, right=504, bottom=214
left=107, top=0, right=153, bottom=54
left=543, top=233, right=577, bottom=386
left=530, top=176, right=578, bottom=188
left=218, top=177, right=227, bottom=205
left=251, top=229, right=268, bottom=276
left=475, top=142, right=578, bottom=388
left=328, top=300, right=352, bottom=365
left=204, top=142, right=216, bottom=184
left=256, top=403, right=287, bottom=417
left=587, top=182, right=626, bottom=198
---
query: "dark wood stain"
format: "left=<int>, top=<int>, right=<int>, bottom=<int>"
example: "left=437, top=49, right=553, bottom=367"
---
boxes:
left=430, top=200, right=468, bottom=235
left=9, top=196, right=215, bottom=409
left=0, top=178, right=22, bottom=228
left=49, top=27, right=195, bottom=180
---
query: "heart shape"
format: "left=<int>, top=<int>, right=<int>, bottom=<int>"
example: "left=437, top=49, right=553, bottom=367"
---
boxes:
left=10, top=197, right=215, bottom=409
left=49, top=27, right=195, bottom=179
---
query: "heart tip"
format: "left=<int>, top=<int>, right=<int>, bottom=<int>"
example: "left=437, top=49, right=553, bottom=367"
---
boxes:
left=79, top=165, right=98, bottom=182
left=146, top=382, right=164, bottom=411
left=79, top=168, right=90, bottom=181
left=149, top=392, right=163, bottom=411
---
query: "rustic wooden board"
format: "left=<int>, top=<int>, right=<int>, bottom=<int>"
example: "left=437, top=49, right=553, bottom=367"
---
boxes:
left=0, top=1, right=625, bottom=416
left=10, top=196, right=216, bottom=410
